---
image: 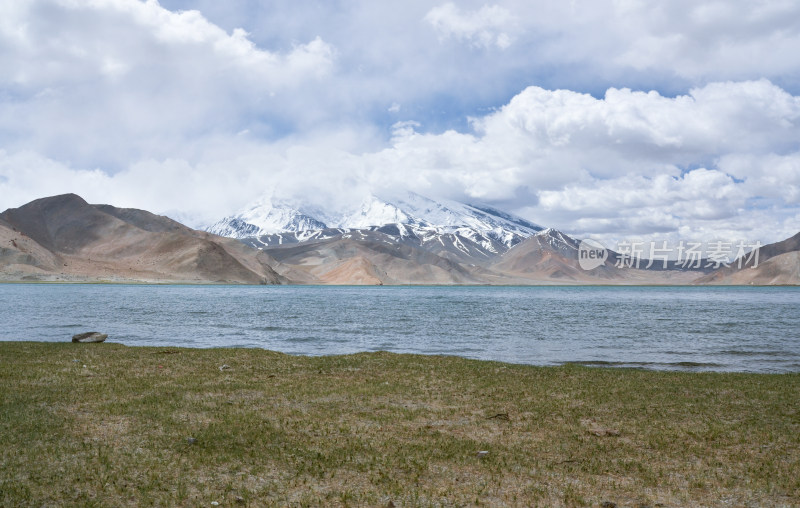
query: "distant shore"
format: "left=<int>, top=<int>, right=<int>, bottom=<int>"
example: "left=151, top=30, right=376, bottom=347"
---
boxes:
left=2, top=342, right=798, bottom=506
left=1, top=278, right=796, bottom=286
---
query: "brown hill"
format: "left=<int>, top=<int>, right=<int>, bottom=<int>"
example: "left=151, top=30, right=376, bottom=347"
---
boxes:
left=0, top=194, right=284, bottom=284
left=491, top=229, right=613, bottom=282
left=695, top=232, right=800, bottom=285
left=264, top=233, right=490, bottom=285
left=264, top=227, right=701, bottom=285
left=317, top=256, right=385, bottom=285
left=491, top=229, right=700, bottom=284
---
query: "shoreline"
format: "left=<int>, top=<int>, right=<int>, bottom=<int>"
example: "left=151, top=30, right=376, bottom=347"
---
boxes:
left=2, top=279, right=798, bottom=287
left=2, top=340, right=799, bottom=375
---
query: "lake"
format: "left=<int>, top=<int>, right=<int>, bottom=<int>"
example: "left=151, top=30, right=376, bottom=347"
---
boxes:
left=1, top=284, right=799, bottom=373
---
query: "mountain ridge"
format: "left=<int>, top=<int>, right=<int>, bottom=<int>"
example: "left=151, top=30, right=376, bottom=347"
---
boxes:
left=0, top=194, right=284, bottom=284
left=206, top=192, right=543, bottom=249
left=2, top=194, right=798, bottom=285
left=694, top=232, right=800, bottom=285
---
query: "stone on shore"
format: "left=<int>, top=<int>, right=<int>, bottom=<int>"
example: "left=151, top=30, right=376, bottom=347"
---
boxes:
left=72, top=332, right=108, bottom=343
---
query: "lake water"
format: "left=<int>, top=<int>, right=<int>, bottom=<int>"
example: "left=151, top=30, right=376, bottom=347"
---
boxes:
left=1, top=284, right=799, bottom=373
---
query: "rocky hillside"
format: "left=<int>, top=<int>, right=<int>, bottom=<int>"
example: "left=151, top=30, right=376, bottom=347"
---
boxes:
left=696, top=232, right=800, bottom=285
left=0, top=194, right=284, bottom=284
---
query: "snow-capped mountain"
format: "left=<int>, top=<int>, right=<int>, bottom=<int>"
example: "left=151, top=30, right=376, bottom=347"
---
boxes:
left=527, top=228, right=581, bottom=257
left=206, top=192, right=543, bottom=249
left=347, top=193, right=542, bottom=243
left=206, top=198, right=326, bottom=238
left=243, top=224, right=517, bottom=264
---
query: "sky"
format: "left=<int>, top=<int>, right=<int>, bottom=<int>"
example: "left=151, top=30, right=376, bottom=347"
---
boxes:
left=1, top=0, right=800, bottom=246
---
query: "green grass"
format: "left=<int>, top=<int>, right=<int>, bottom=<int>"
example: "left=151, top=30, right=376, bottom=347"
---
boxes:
left=1, top=342, right=798, bottom=507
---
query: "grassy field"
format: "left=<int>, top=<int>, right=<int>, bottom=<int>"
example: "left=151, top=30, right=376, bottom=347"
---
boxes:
left=0, top=342, right=798, bottom=507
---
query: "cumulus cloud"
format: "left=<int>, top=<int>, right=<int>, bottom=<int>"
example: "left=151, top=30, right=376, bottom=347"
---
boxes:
left=359, top=80, right=800, bottom=243
left=0, top=0, right=335, bottom=168
left=424, top=3, right=514, bottom=49
left=369, top=80, right=800, bottom=190
left=473, top=80, right=800, bottom=178
left=610, top=0, right=800, bottom=81
left=2, top=0, right=800, bottom=247
left=152, top=0, right=800, bottom=102
left=719, top=152, right=800, bottom=204
left=3, top=78, right=800, bottom=244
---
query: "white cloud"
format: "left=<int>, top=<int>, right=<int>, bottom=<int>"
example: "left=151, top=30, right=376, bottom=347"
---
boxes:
left=424, top=3, right=514, bottom=49
left=370, top=80, right=800, bottom=191
left=2, top=0, right=800, bottom=247
left=609, top=0, right=800, bottom=81
left=0, top=0, right=336, bottom=168
left=477, top=80, right=800, bottom=168
left=719, top=152, right=800, bottom=203
left=358, top=80, right=800, bottom=243
left=2, top=79, right=800, bottom=245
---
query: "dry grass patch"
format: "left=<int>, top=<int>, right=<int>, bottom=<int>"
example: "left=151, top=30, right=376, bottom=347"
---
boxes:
left=0, top=342, right=798, bottom=507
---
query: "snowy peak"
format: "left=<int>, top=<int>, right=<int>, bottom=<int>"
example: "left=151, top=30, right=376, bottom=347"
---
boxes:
left=206, top=192, right=543, bottom=249
left=331, top=192, right=543, bottom=249
left=206, top=200, right=327, bottom=239
left=377, top=192, right=542, bottom=238
left=343, top=196, right=424, bottom=229
left=536, top=228, right=579, bottom=249
left=524, top=228, right=580, bottom=257
left=468, top=203, right=542, bottom=234
left=497, top=228, right=582, bottom=268
left=205, top=217, right=264, bottom=239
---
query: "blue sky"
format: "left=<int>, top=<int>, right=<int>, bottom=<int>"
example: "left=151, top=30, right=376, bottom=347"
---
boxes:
left=1, top=0, right=800, bottom=245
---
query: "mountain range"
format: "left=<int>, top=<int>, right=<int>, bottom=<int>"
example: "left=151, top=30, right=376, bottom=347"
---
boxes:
left=1, top=193, right=798, bottom=285
left=207, top=192, right=543, bottom=248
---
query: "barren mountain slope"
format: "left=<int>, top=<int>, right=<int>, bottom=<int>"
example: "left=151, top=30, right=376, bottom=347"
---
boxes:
left=696, top=233, right=800, bottom=285
left=0, top=194, right=284, bottom=284
left=264, top=233, right=492, bottom=285
left=493, top=229, right=701, bottom=284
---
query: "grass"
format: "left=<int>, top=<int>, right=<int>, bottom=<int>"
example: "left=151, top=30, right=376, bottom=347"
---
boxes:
left=1, top=342, right=798, bottom=507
